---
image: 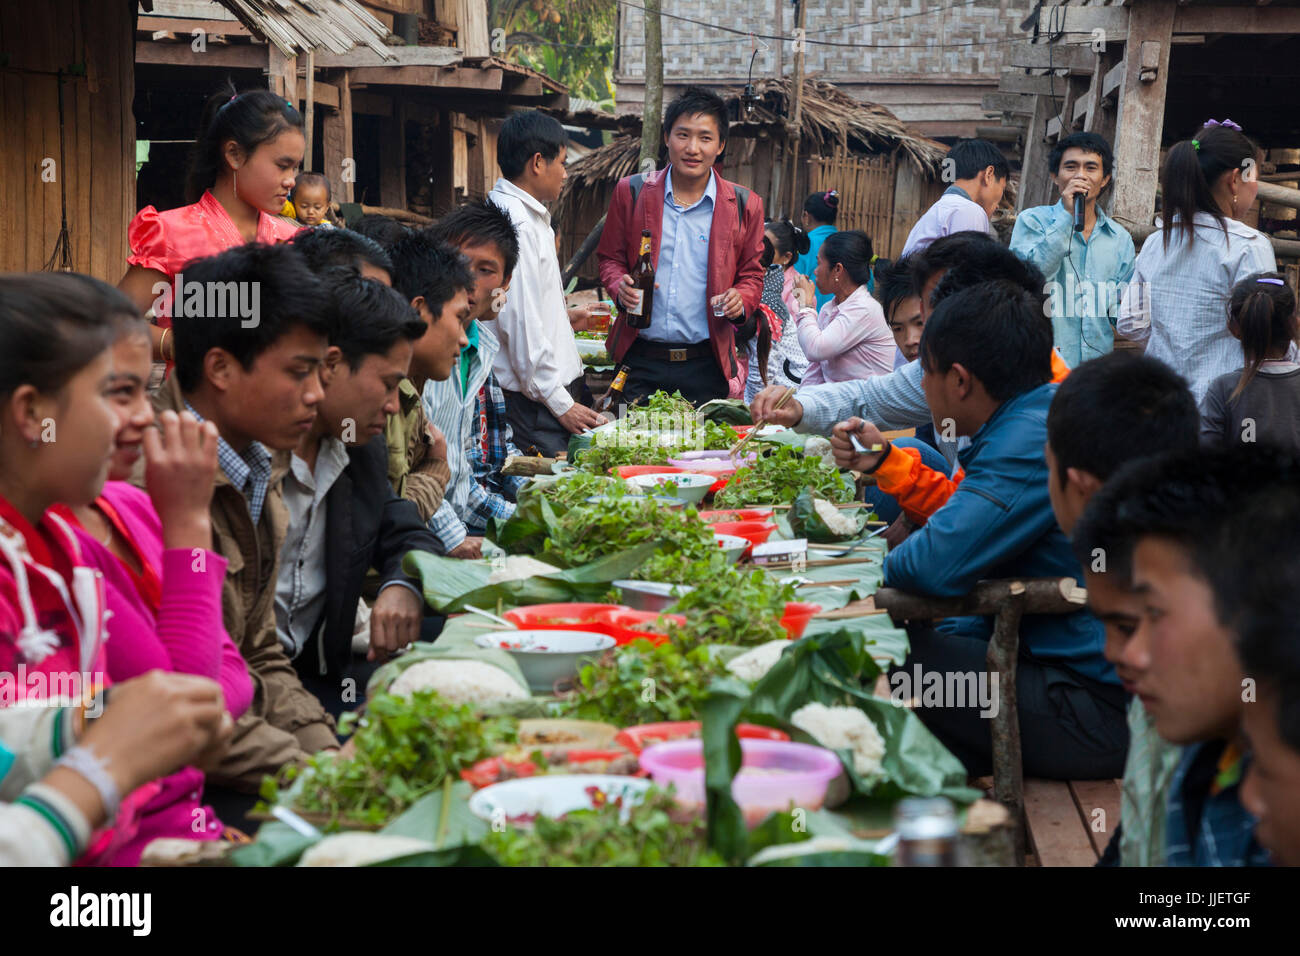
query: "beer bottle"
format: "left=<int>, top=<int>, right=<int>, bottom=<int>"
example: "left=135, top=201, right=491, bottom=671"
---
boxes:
left=625, top=230, right=655, bottom=329
left=594, top=364, right=631, bottom=415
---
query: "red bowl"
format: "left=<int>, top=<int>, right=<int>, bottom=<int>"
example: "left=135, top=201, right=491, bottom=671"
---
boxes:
left=502, top=602, right=624, bottom=635
left=614, top=721, right=790, bottom=755
left=615, top=465, right=684, bottom=480
left=709, top=520, right=776, bottom=548
left=593, top=607, right=685, bottom=646
left=698, top=508, right=775, bottom=524
left=780, top=601, right=822, bottom=639
left=732, top=425, right=755, bottom=438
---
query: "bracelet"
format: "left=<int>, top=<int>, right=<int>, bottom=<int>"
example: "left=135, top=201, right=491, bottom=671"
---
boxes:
left=861, top=440, right=893, bottom=475
left=55, top=745, right=121, bottom=822
left=160, top=327, right=172, bottom=361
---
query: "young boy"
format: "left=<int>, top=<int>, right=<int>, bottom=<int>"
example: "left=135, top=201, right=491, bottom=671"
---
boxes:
left=422, top=201, right=529, bottom=556
left=488, top=111, right=600, bottom=455
left=293, top=227, right=393, bottom=283
left=877, top=256, right=925, bottom=367
left=386, top=230, right=478, bottom=556
left=1046, top=352, right=1200, bottom=866
left=839, top=280, right=1125, bottom=780
left=290, top=172, right=335, bottom=228
left=152, top=242, right=338, bottom=792
left=597, top=86, right=766, bottom=405
left=1010, top=132, right=1136, bottom=368
left=1076, top=446, right=1281, bottom=866
left=279, top=271, right=443, bottom=714
left=900, top=139, right=1008, bottom=256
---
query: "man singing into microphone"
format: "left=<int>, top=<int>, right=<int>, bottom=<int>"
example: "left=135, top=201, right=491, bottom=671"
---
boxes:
left=1010, top=132, right=1135, bottom=369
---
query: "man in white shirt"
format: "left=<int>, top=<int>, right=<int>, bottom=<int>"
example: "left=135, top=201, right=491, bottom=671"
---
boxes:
left=488, top=111, right=604, bottom=456
left=901, top=139, right=1008, bottom=256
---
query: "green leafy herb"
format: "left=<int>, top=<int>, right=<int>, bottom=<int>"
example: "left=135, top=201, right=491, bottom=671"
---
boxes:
left=258, top=690, right=517, bottom=828
left=664, top=564, right=797, bottom=647
left=552, top=638, right=726, bottom=725
left=713, top=445, right=852, bottom=509
left=540, top=495, right=717, bottom=568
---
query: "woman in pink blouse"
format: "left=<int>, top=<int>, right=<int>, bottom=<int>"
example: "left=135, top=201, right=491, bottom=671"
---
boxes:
left=55, top=320, right=252, bottom=864
left=117, top=87, right=305, bottom=365
left=792, top=229, right=896, bottom=385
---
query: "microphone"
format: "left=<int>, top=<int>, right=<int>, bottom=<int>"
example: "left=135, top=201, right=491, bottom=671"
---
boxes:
left=1073, top=193, right=1087, bottom=233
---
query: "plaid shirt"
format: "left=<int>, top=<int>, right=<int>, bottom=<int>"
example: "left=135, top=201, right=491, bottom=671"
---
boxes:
left=1165, top=740, right=1270, bottom=867
left=472, top=373, right=528, bottom=503
left=186, top=401, right=272, bottom=525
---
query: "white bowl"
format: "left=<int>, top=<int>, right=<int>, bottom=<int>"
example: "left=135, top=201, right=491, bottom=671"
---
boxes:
left=468, top=774, right=653, bottom=826
left=473, top=629, right=615, bottom=693
left=573, top=337, right=607, bottom=357
left=614, top=579, right=696, bottom=612
left=626, top=472, right=713, bottom=504
left=714, top=533, right=749, bottom=563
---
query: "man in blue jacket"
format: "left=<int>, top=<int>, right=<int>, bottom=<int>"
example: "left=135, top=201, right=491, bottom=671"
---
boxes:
left=834, top=280, right=1126, bottom=779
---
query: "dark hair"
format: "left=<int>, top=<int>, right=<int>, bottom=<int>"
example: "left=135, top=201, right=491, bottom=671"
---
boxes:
left=1228, top=272, right=1298, bottom=400
left=426, top=199, right=521, bottom=280
left=350, top=214, right=409, bottom=250
left=803, top=190, right=839, bottom=225
left=764, top=219, right=811, bottom=262
left=291, top=171, right=331, bottom=201
left=1160, top=123, right=1258, bottom=250
left=497, top=110, right=567, bottom=180
left=187, top=86, right=303, bottom=203
left=171, top=243, right=329, bottom=393
left=1048, top=132, right=1114, bottom=180
left=920, top=280, right=1053, bottom=401
left=1047, top=352, right=1199, bottom=486
left=818, top=230, right=874, bottom=286
left=873, top=257, right=917, bottom=324
left=387, top=230, right=475, bottom=314
left=947, top=138, right=1010, bottom=181
left=920, top=233, right=1050, bottom=317
left=0, top=273, right=138, bottom=398
left=1077, top=444, right=1300, bottom=646
left=293, top=227, right=393, bottom=278
left=1070, top=476, right=1136, bottom=582
left=663, top=86, right=729, bottom=144
left=319, top=270, right=426, bottom=371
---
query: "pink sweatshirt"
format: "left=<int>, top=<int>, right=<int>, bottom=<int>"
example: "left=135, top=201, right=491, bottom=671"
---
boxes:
left=69, top=481, right=252, bottom=865
left=795, top=283, right=896, bottom=386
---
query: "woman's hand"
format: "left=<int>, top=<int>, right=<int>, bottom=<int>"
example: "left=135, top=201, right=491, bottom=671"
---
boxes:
left=144, top=410, right=219, bottom=552
left=792, top=274, right=817, bottom=310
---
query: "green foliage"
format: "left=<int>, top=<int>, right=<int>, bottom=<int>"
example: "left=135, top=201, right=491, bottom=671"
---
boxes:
left=483, top=787, right=726, bottom=866
left=664, top=564, right=797, bottom=647
left=491, top=0, right=615, bottom=105
left=541, top=495, right=717, bottom=568
left=552, top=637, right=725, bottom=726
left=259, top=691, right=517, bottom=828
left=714, top=446, right=853, bottom=509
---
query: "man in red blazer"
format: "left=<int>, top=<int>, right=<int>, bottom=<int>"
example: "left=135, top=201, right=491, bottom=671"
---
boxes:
left=596, top=86, right=766, bottom=405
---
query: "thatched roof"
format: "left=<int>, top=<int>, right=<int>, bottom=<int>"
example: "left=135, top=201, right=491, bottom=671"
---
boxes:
left=145, top=0, right=392, bottom=58
left=558, top=79, right=946, bottom=215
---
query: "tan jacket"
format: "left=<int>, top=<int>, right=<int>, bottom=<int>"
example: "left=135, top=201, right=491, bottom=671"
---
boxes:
left=151, top=377, right=338, bottom=791
left=384, top=378, right=451, bottom=522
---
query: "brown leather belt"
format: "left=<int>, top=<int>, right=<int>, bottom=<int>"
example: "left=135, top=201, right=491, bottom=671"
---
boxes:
left=630, top=339, right=713, bottom=363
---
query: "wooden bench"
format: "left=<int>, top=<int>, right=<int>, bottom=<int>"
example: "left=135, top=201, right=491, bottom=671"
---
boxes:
left=874, top=577, right=1094, bottom=864
left=1024, top=778, right=1123, bottom=866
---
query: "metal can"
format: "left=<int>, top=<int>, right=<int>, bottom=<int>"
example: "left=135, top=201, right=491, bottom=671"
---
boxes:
left=894, top=796, right=958, bottom=867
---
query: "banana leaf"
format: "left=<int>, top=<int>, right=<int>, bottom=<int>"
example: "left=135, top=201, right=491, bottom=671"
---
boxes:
left=403, top=540, right=661, bottom=613
left=701, top=625, right=978, bottom=862
left=788, top=487, right=872, bottom=542
left=697, top=398, right=752, bottom=425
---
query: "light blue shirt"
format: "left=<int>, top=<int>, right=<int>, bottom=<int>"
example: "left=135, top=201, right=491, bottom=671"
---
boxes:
left=643, top=167, right=715, bottom=344
left=793, top=224, right=835, bottom=310
left=1010, top=200, right=1136, bottom=368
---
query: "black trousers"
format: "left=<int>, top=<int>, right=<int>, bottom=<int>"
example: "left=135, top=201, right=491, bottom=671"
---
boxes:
left=503, top=375, right=592, bottom=458
left=621, top=340, right=728, bottom=408
left=891, top=624, right=1129, bottom=780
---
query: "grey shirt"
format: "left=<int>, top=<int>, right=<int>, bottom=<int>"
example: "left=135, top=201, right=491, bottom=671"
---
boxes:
left=1199, top=363, right=1300, bottom=450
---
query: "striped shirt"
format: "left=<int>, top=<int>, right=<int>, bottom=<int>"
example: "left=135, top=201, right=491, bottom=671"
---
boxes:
left=1118, top=212, right=1276, bottom=403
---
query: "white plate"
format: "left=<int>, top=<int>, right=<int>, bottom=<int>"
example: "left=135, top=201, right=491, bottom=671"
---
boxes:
left=468, top=774, right=652, bottom=825
left=574, top=337, right=607, bottom=357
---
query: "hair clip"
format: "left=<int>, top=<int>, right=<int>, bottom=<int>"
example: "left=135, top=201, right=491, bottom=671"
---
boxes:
left=1192, top=139, right=1200, bottom=151
left=870, top=254, right=878, bottom=265
left=1204, top=118, right=1242, bottom=132
left=824, top=189, right=838, bottom=201
left=1257, top=277, right=1286, bottom=285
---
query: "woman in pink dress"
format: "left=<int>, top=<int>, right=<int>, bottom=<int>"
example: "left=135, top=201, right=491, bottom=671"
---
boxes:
left=55, top=319, right=253, bottom=864
left=117, top=87, right=306, bottom=365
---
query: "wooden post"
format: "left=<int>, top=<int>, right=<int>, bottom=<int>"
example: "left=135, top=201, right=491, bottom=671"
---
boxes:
left=784, top=0, right=809, bottom=217
left=1110, top=0, right=1176, bottom=227
left=1017, top=92, right=1057, bottom=212
left=303, top=50, right=315, bottom=171
left=268, top=45, right=297, bottom=103
left=639, top=0, right=663, bottom=174
left=987, top=594, right=1025, bottom=864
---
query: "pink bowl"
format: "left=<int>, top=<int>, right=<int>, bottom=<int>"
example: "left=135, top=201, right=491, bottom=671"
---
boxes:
left=639, top=738, right=842, bottom=826
left=668, top=450, right=757, bottom=469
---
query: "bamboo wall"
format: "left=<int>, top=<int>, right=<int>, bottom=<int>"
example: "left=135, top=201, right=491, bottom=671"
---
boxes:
left=0, top=0, right=136, bottom=279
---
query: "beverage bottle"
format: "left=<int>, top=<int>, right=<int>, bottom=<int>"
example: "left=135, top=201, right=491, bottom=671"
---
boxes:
left=594, top=364, right=631, bottom=416
left=894, top=796, right=959, bottom=866
left=625, top=230, right=655, bottom=329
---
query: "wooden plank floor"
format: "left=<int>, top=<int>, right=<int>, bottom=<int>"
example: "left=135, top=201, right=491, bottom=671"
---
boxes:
left=1024, top=778, right=1123, bottom=866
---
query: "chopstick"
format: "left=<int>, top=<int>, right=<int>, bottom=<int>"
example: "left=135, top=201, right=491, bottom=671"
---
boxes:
left=730, top=386, right=797, bottom=461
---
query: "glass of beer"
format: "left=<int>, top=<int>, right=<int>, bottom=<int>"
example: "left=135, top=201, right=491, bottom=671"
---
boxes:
left=589, top=300, right=612, bottom=334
